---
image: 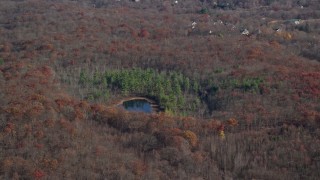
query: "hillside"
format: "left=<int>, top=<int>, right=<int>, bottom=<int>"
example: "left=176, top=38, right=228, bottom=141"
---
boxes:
left=0, top=0, right=319, bottom=179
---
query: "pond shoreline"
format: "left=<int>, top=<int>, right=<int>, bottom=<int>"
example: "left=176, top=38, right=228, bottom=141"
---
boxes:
left=114, top=97, right=161, bottom=113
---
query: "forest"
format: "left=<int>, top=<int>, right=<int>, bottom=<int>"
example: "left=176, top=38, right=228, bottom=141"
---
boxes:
left=0, top=0, right=319, bottom=179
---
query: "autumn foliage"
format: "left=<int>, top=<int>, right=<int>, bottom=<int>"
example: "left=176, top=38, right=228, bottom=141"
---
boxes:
left=0, top=0, right=319, bottom=179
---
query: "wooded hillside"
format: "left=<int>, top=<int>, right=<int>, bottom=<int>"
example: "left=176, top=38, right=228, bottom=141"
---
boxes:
left=0, top=0, right=319, bottom=179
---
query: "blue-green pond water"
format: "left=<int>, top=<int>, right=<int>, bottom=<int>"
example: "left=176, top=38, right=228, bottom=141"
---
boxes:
left=122, top=99, right=152, bottom=113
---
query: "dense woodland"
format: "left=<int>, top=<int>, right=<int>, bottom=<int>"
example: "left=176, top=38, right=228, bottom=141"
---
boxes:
left=0, top=0, right=319, bottom=179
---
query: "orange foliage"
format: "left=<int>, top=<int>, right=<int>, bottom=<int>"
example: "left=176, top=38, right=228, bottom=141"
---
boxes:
left=275, top=31, right=292, bottom=40
left=170, top=128, right=182, bottom=135
left=53, top=34, right=66, bottom=41
left=59, top=118, right=76, bottom=135
left=77, top=101, right=90, bottom=110
left=29, top=93, right=46, bottom=102
left=204, top=120, right=222, bottom=130
left=39, top=66, right=55, bottom=78
left=74, top=107, right=85, bottom=121
left=27, top=102, right=45, bottom=118
left=227, top=118, right=238, bottom=126
left=1, top=42, right=12, bottom=52
left=269, top=41, right=281, bottom=49
left=181, top=117, right=197, bottom=129
left=247, top=47, right=263, bottom=60
left=165, top=128, right=183, bottom=136
left=42, top=158, right=59, bottom=170
left=182, top=130, right=198, bottom=147
left=55, top=96, right=73, bottom=109
left=4, top=104, right=25, bottom=118
left=38, top=43, right=54, bottom=51
left=90, top=104, right=108, bottom=113
left=23, top=66, right=55, bottom=85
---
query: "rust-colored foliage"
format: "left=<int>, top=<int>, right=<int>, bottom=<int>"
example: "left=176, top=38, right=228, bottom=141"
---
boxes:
left=16, top=141, right=25, bottom=149
left=227, top=118, right=238, bottom=126
left=204, top=120, right=223, bottom=131
left=0, top=42, right=12, bottom=52
left=74, top=107, right=85, bottom=121
left=33, top=169, right=45, bottom=179
left=29, top=93, right=46, bottom=102
left=94, top=145, right=106, bottom=156
left=34, top=130, right=44, bottom=139
left=301, top=109, right=318, bottom=122
left=44, top=119, right=55, bottom=128
left=38, top=43, right=54, bottom=51
left=0, top=0, right=319, bottom=179
left=27, top=102, right=45, bottom=118
left=55, top=94, right=74, bottom=109
left=138, top=29, right=150, bottom=38
left=269, top=41, right=281, bottom=49
left=23, top=66, right=55, bottom=85
left=77, top=101, right=90, bottom=110
left=34, top=143, right=44, bottom=149
left=181, top=117, right=197, bottom=129
left=247, top=47, right=263, bottom=60
left=131, top=160, right=147, bottom=176
left=217, top=124, right=225, bottom=132
left=296, top=72, right=320, bottom=97
left=4, top=122, right=15, bottom=134
left=23, top=51, right=36, bottom=59
left=59, top=118, right=75, bottom=135
left=2, top=157, right=31, bottom=173
left=53, top=34, right=66, bottom=42
left=4, top=104, right=26, bottom=118
left=171, top=135, right=184, bottom=146
left=153, top=28, right=171, bottom=40
left=192, top=152, right=204, bottom=163
left=24, top=124, right=32, bottom=136
left=90, top=104, right=108, bottom=114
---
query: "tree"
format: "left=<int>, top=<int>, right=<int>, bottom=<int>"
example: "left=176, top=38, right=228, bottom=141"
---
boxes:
left=79, top=70, right=88, bottom=85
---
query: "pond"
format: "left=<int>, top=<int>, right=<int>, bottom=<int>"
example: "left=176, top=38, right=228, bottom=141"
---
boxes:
left=122, top=99, right=153, bottom=113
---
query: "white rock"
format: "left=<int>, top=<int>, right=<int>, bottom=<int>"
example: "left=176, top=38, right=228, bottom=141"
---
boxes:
left=191, top=21, right=197, bottom=29
left=241, top=29, right=249, bottom=35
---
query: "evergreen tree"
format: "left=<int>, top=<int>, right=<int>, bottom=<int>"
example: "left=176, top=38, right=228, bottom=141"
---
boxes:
left=79, top=70, right=88, bottom=85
